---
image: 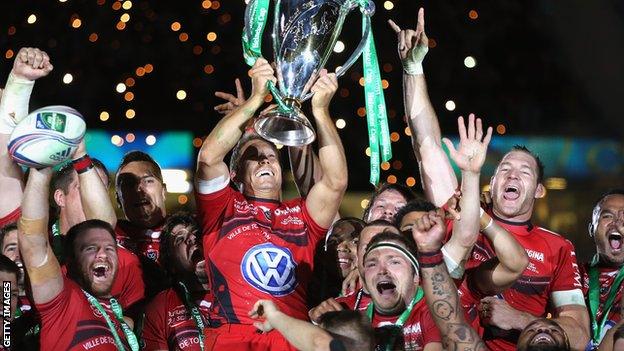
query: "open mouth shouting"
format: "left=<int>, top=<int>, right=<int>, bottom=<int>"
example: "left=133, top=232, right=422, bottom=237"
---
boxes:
left=376, top=280, right=397, bottom=298
left=255, top=169, right=275, bottom=178
left=338, top=258, right=353, bottom=270
left=134, top=198, right=151, bottom=208
left=91, top=262, right=112, bottom=283
left=503, top=184, right=520, bottom=201
left=530, top=332, right=556, bottom=345
left=608, top=231, right=623, bottom=252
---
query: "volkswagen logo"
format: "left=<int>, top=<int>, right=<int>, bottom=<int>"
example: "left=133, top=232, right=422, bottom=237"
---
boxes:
left=241, top=243, right=297, bottom=296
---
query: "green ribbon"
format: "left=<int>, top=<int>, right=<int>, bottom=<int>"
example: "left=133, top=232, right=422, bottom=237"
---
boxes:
left=242, top=0, right=392, bottom=184
left=83, top=290, right=139, bottom=351
left=588, top=254, right=624, bottom=344
left=361, top=21, right=392, bottom=185
left=366, top=287, right=424, bottom=351
left=241, top=0, right=291, bottom=113
left=178, top=282, right=207, bottom=351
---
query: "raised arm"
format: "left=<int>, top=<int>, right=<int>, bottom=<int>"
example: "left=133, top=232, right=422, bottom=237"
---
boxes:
left=19, top=168, right=63, bottom=304
left=441, top=115, right=493, bottom=277
left=250, top=300, right=336, bottom=351
left=412, top=211, right=486, bottom=351
left=390, top=8, right=457, bottom=206
left=212, top=77, right=323, bottom=198
left=0, top=47, right=53, bottom=218
left=196, top=58, right=275, bottom=182
left=304, top=70, right=348, bottom=229
left=72, top=140, right=117, bottom=227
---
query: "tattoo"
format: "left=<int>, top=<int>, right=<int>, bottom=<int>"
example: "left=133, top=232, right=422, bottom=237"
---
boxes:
left=433, top=301, right=454, bottom=320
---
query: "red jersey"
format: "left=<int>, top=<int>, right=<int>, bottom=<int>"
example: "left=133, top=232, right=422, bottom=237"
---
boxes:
left=461, top=216, right=582, bottom=350
left=335, top=288, right=371, bottom=311
left=580, top=262, right=624, bottom=342
left=197, top=186, right=327, bottom=324
left=115, top=219, right=162, bottom=263
left=0, top=207, right=20, bottom=228
left=142, top=288, right=212, bottom=351
left=37, top=277, right=132, bottom=351
left=370, top=298, right=441, bottom=351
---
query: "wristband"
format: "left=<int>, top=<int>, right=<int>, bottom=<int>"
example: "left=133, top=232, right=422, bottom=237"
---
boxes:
left=479, top=208, right=494, bottom=231
left=402, top=44, right=429, bottom=75
left=72, top=154, right=94, bottom=174
left=417, top=250, right=444, bottom=268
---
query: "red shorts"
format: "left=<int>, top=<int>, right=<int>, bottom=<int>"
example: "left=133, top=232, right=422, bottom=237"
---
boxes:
left=205, top=324, right=296, bottom=351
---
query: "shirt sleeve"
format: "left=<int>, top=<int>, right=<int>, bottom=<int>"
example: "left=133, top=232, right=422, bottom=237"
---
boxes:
left=195, top=186, right=234, bottom=237
left=113, top=248, right=145, bottom=310
left=421, top=306, right=442, bottom=345
left=551, top=239, right=582, bottom=292
left=141, top=292, right=169, bottom=350
left=35, top=276, right=75, bottom=332
left=300, top=198, right=328, bottom=242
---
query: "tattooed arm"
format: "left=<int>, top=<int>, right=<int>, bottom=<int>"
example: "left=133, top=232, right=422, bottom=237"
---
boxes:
left=412, top=211, right=486, bottom=351
left=196, top=58, right=276, bottom=182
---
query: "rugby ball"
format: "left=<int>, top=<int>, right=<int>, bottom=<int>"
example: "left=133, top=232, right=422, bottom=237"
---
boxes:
left=8, top=105, right=86, bottom=168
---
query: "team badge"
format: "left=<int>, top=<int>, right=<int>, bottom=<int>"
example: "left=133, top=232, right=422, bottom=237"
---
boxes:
left=241, top=243, right=297, bottom=296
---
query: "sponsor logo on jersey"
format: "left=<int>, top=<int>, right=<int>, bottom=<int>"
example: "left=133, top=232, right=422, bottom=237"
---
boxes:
left=274, top=206, right=301, bottom=217
left=280, top=216, right=304, bottom=226
left=526, top=249, right=544, bottom=263
left=241, top=243, right=297, bottom=296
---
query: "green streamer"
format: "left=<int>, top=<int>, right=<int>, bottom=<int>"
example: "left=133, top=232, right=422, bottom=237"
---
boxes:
left=241, top=0, right=292, bottom=113
left=362, top=21, right=392, bottom=185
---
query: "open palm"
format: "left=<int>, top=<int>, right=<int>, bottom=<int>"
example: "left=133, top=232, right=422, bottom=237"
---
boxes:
left=443, top=114, right=492, bottom=174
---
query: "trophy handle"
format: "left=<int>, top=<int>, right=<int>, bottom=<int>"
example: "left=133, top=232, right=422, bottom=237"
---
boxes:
left=300, top=0, right=375, bottom=102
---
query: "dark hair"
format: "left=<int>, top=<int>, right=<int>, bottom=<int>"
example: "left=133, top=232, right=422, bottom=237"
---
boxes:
left=589, top=189, right=624, bottom=236
left=91, top=157, right=110, bottom=187
left=364, top=231, right=418, bottom=271
left=228, top=133, right=279, bottom=189
left=326, top=218, right=365, bottom=248
left=0, top=224, right=18, bottom=249
left=394, top=198, right=436, bottom=228
left=319, top=310, right=374, bottom=351
left=363, top=183, right=416, bottom=222
left=509, top=145, right=545, bottom=184
left=159, top=212, right=199, bottom=274
left=50, top=162, right=76, bottom=211
left=0, top=254, right=19, bottom=277
left=115, top=151, right=163, bottom=187
left=64, top=219, right=117, bottom=263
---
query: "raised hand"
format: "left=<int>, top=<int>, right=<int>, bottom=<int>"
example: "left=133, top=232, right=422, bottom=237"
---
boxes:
left=12, top=47, right=53, bottom=81
left=479, top=296, right=532, bottom=331
left=248, top=299, right=279, bottom=332
left=412, top=210, right=446, bottom=253
left=311, top=69, right=338, bottom=110
left=388, top=8, right=429, bottom=74
left=249, top=58, right=277, bottom=100
left=214, top=78, right=246, bottom=115
left=442, top=114, right=493, bottom=174
left=308, top=298, right=344, bottom=324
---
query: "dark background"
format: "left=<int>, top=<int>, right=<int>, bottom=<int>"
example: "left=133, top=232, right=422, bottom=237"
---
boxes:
left=2, top=0, right=623, bottom=261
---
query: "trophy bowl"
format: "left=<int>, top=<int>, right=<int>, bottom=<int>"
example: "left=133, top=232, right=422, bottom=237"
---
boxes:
left=246, top=0, right=375, bottom=146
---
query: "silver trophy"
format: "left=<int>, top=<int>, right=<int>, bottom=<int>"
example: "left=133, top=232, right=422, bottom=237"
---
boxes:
left=245, top=0, right=375, bottom=146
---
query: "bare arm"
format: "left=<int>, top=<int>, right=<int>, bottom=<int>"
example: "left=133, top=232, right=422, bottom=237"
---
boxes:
left=412, top=211, right=486, bottom=351
left=0, top=47, right=53, bottom=217
left=196, top=59, right=275, bottom=182
left=250, top=300, right=336, bottom=351
left=553, top=306, right=590, bottom=351
left=390, top=9, right=458, bottom=206
left=304, top=71, right=347, bottom=229
left=471, top=216, right=529, bottom=295
left=19, top=168, right=63, bottom=304
left=73, top=141, right=117, bottom=227
left=441, top=115, right=493, bottom=274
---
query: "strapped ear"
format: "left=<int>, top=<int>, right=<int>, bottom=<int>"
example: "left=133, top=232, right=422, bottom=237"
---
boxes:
left=115, top=189, right=122, bottom=209
left=588, top=221, right=595, bottom=237
left=535, top=183, right=546, bottom=199
left=53, top=189, right=66, bottom=208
